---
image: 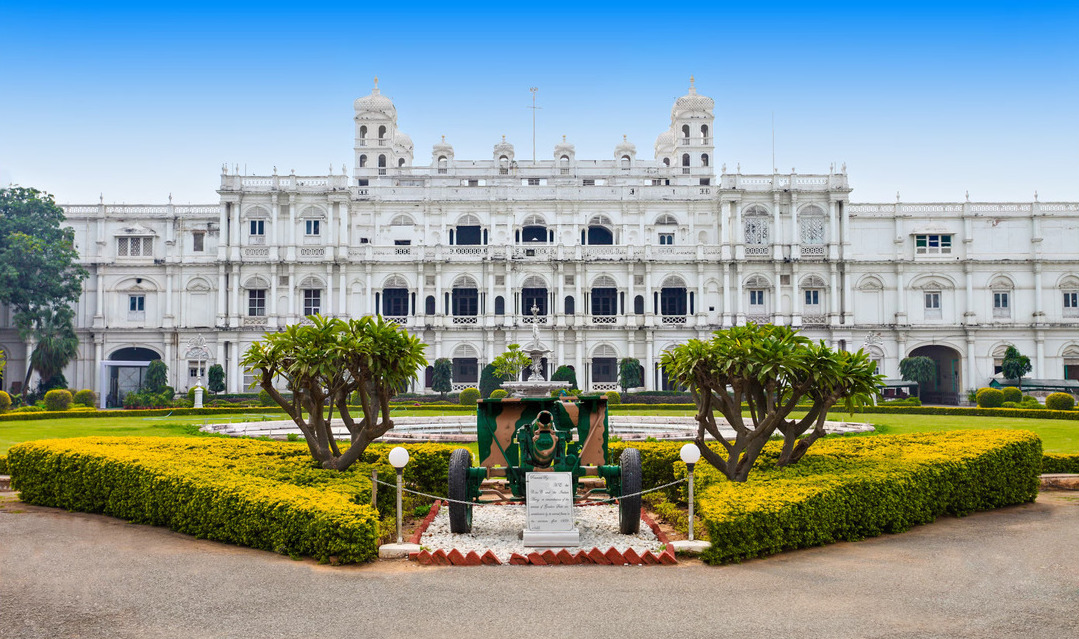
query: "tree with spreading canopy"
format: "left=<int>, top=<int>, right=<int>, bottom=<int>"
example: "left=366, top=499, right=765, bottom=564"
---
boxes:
left=431, top=358, right=453, bottom=398
left=899, top=356, right=936, bottom=400
left=659, top=323, right=882, bottom=482
left=0, top=187, right=88, bottom=394
left=1001, top=345, right=1032, bottom=391
left=242, top=314, right=427, bottom=471
left=618, top=357, right=642, bottom=392
left=490, top=344, right=531, bottom=382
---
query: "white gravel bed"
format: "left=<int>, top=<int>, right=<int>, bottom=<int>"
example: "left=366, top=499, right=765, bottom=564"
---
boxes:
left=420, top=504, right=662, bottom=563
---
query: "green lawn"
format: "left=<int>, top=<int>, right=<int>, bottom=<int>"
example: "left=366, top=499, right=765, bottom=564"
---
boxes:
left=2, top=408, right=1076, bottom=455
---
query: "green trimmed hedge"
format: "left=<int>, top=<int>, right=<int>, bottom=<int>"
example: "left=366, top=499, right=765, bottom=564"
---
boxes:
left=6, top=438, right=458, bottom=563
left=1042, top=452, right=1079, bottom=474
left=675, top=430, right=1041, bottom=564
left=0, top=454, right=6, bottom=474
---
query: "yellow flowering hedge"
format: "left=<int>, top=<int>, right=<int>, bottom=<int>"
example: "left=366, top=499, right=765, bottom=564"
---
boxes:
left=672, top=430, right=1041, bottom=564
left=6, top=438, right=457, bottom=564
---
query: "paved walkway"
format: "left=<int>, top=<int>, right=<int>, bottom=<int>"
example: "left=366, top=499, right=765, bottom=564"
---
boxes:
left=1, top=492, right=1077, bottom=638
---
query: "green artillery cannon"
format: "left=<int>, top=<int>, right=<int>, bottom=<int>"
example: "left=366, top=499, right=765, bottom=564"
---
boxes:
left=447, top=394, right=642, bottom=535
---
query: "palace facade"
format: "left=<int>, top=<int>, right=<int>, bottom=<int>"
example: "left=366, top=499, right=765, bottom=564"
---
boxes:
left=3, top=80, right=1078, bottom=406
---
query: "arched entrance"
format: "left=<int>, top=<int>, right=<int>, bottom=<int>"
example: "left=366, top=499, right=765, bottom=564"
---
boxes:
left=909, top=344, right=962, bottom=405
left=107, top=347, right=161, bottom=408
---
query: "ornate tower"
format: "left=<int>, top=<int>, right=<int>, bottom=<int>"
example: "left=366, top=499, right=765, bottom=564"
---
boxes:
left=353, top=78, right=413, bottom=179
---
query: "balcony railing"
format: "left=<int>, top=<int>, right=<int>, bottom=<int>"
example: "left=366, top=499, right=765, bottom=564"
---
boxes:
left=452, top=316, right=478, bottom=325
left=661, top=316, right=687, bottom=325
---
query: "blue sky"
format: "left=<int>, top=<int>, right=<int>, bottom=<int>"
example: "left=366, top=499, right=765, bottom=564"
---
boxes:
left=1, top=1, right=1076, bottom=204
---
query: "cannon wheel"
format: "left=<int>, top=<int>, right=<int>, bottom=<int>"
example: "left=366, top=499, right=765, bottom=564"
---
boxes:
left=618, top=448, right=642, bottom=534
left=448, top=448, right=473, bottom=534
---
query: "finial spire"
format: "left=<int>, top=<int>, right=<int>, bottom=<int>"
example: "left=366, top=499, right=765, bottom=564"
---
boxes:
left=562, top=134, right=566, bottom=142
left=689, top=75, right=696, bottom=94
left=965, top=190, right=969, bottom=202
left=372, top=76, right=380, bottom=94
left=1034, top=190, right=1039, bottom=202
left=441, top=135, right=445, bottom=142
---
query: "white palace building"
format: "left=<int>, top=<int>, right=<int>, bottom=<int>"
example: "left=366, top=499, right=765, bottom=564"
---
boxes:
left=3, top=79, right=1079, bottom=406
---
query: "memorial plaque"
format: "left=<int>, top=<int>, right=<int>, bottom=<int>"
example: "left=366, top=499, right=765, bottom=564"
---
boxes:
left=523, top=472, right=580, bottom=547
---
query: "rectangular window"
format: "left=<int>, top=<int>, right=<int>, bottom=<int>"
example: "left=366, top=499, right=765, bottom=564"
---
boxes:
left=249, top=220, right=265, bottom=236
left=117, top=236, right=152, bottom=257
left=303, top=289, right=321, bottom=316
left=305, top=219, right=320, bottom=236
left=591, top=288, right=618, bottom=316
left=915, top=234, right=952, bottom=255
left=248, top=289, right=266, bottom=316
left=1065, top=291, right=1079, bottom=317
left=925, top=291, right=942, bottom=319
left=749, top=290, right=765, bottom=306
left=188, top=361, right=205, bottom=380
left=129, top=295, right=145, bottom=312
left=582, top=179, right=596, bottom=186
left=383, top=289, right=409, bottom=316
left=658, top=233, right=674, bottom=245
left=394, top=239, right=411, bottom=246
left=804, top=290, right=820, bottom=306
left=192, top=231, right=205, bottom=252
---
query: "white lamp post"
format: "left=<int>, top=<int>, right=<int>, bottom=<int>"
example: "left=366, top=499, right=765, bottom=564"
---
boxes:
left=388, top=447, right=410, bottom=544
left=680, top=443, right=701, bottom=541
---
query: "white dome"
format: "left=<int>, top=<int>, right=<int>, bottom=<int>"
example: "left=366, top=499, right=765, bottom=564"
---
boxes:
left=354, top=81, right=397, bottom=120
left=432, top=135, right=453, bottom=156
left=654, top=129, right=676, bottom=155
left=554, top=135, right=575, bottom=158
left=670, top=78, right=714, bottom=121
left=394, top=131, right=413, bottom=152
left=614, top=135, right=636, bottom=158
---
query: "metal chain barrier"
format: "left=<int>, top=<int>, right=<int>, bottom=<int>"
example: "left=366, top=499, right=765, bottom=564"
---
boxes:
left=372, top=477, right=685, bottom=508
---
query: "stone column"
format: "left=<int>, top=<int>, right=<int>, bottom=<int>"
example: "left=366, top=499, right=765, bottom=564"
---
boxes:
left=721, top=262, right=731, bottom=325
left=216, top=265, right=227, bottom=326
left=287, top=195, right=296, bottom=261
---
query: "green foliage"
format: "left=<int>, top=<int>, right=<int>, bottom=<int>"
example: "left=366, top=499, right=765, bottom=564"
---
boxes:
left=551, top=365, right=578, bottom=390
left=899, top=356, right=935, bottom=398
left=257, top=389, right=274, bottom=406
left=145, top=360, right=169, bottom=393
left=604, top=390, right=621, bottom=405
left=660, top=323, right=883, bottom=481
left=458, top=387, right=480, bottom=405
left=881, top=397, right=921, bottom=406
left=479, top=363, right=503, bottom=399
left=431, top=358, right=453, bottom=397
left=43, top=389, right=73, bottom=411
left=0, top=390, right=10, bottom=413
left=207, top=364, right=226, bottom=395
left=7, top=437, right=382, bottom=563
left=242, top=315, right=428, bottom=471
left=13, top=405, right=44, bottom=413
left=618, top=357, right=642, bottom=392
left=489, top=389, right=508, bottom=399
left=0, top=454, right=6, bottom=474
left=73, top=389, right=97, bottom=408
left=1042, top=453, right=1079, bottom=474
left=1002, top=401, right=1020, bottom=408
left=1045, top=392, right=1075, bottom=411
left=1001, top=386, right=1023, bottom=403
left=976, top=387, right=1005, bottom=408
left=1001, top=346, right=1032, bottom=389
left=685, top=430, right=1042, bottom=565
left=490, top=344, right=531, bottom=382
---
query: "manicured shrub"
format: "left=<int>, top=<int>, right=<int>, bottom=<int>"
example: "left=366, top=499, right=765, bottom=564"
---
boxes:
left=1042, top=453, right=1079, bottom=474
left=1001, top=387, right=1023, bottom=403
left=0, top=390, right=10, bottom=413
left=73, top=389, right=97, bottom=408
left=976, top=388, right=1005, bottom=408
left=7, top=437, right=383, bottom=563
left=604, top=390, right=621, bottom=405
left=1002, top=401, right=1020, bottom=408
left=1045, top=392, right=1075, bottom=411
left=258, top=389, right=274, bottom=406
left=0, top=455, right=7, bottom=474
left=687, top=430, right=1041, bottom=565
left=551, top=365, right=578, bottom=390
left=43, top=389, right=73, bottom=412
left=489, top=389, right=508, bottom=399
left=13, top=405, right=44, bottom=413
left=458, top=387, right=480, bottom=405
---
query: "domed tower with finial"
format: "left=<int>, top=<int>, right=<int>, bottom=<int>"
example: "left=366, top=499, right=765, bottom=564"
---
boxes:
left=353, top=77, right=413, bottom=178
left=656, top=76, right=715, bottom=173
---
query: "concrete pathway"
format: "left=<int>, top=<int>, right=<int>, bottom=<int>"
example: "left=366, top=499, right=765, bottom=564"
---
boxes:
left=1, top=492, right=1077, bottom=638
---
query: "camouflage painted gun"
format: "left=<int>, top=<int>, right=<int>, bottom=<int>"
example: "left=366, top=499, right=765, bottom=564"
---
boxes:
left=447, top=394, right=642, bottom=535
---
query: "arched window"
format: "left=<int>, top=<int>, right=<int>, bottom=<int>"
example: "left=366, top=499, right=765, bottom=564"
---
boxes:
left=655, top=214, right=678, bottom=226
left=681, top=153, right=690, bottom=167
left=660, top=275, right=687, bottom=316
left=799, top=206, right=826, bottom=245
left=455, top=214, right=482, bottom=246
left=681, top=124, right=690, bottom=140
left=663, top=157, right=670, bottom=167
left=701, top=124, right=709, bottom=139
left=621, top=155, right=630, bottom=170
left=522, top=275, right=548, bottom=315
left=360, top=125, right=368, bottom=138
left=359, top=155, right=367, bottom=168
left=591, top=275, right=617, bottom=316
left=585, top=215, right=614, bottom=245
left=452, top=344, right=479, bottom=384
left=634, top=295, right=644, bottom=315
left=378, top=155, right=387, bottom=168
left=398, top=158, right=406, bottom=167
left=701, top=153, right=709, bottom=167
left=425, top=295, right=436, bottom=315
left=743, top=205, right=770, bottom=246
left=377, top=125, right=387, bottom=139
left=521, top=214, right=548, bottom=243
left=591, top=344, right=618, bottom=384
left=564, top=295, right=575, bottom=315
left=451, top=275, right=479, bottom=317
left=494, top=295, right=505, bottom=315
left=382, top=275, right=409, bottom=317
left=437, top=156, right=448, bottom=174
